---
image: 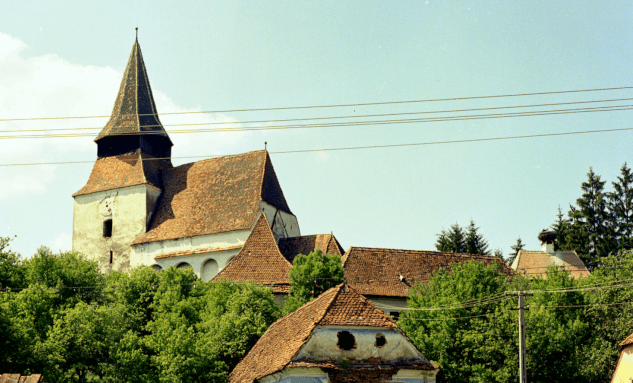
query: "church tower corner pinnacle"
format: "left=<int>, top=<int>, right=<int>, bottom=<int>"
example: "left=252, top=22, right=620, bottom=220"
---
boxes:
left=95, top=33, right=173, bottom=159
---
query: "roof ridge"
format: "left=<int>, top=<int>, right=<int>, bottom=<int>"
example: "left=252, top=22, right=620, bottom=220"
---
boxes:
left=347, top=246, right=498, bottom=258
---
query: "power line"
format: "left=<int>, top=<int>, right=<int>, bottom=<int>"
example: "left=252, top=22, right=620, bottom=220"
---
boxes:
left=3, top=96, right=632, bottom=135
left=2, top=102, right=632, bottom=140
left=2, top=85, right=632, bottom=123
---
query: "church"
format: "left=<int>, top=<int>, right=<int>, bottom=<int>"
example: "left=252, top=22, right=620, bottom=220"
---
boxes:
left=72, top=35, right=508, bottom=310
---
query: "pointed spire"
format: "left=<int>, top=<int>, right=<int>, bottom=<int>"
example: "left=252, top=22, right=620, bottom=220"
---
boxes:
left=96, top=32, right=172, bottom=158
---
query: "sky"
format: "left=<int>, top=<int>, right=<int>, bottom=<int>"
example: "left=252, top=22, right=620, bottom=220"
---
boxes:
left=1, top=1, right=633, bottom=259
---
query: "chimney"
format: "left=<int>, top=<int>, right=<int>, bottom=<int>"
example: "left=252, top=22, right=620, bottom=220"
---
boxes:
left=538, top=229, right=557, bottom=254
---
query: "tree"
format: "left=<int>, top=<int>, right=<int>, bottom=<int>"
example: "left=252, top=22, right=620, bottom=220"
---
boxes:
left=435, top=223, right=466, bottom=253
left=436, top=220, right=490, bottom=255
left=506, top=237, right=525, bottom=266
left=465, top=220, right=489, bottom=255
left=566, top=168, right=615, bottom=269
left=0, top=236, right=24, bottom=289
left=283, top=249, right=345, bottom=314
left=608, top=163, right=633, bottom=251
left=551, top=206, right=570, bottom=251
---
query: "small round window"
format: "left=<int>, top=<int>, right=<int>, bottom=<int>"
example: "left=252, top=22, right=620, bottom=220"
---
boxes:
left=337, top=331, right=356, bottom=351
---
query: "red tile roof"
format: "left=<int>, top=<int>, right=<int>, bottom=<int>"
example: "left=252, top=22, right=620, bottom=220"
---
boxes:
left=131, top=150, right=292, bottom=245
left=229, top=284, right=428, bottom=383
left=342, top=247, right=511, bottom=297
left=73, top=153, right=171, bottom=196
left=513, top=250, right=589, bottom=279
left=278, top=234, right=344, bottom=263
left=212, top=213, right=292, bottom=293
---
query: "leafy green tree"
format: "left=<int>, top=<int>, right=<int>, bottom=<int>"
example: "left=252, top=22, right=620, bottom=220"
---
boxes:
left=435, top=223, right=466, bottom=253
left=506, top=237, right=525, bottom=266
left=0, top=236, right=24, bottom=288
left=22, top=247, right=104, bottom=306
left=284, top=249, right=345, bottom=314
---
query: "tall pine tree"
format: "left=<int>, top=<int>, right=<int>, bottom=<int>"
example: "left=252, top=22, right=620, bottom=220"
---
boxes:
left=506, top=236, right=525, bottom=266
left=436, top=220, right=489, bottom=255
left=608, top=163, right=633, bottom=251
left=465, top=220, right=489, bottom=255
left=566, top=168, right=614, bottom=269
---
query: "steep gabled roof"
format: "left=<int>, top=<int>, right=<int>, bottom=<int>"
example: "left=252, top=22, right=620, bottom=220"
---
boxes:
left=512, top=250, right=590, bottom=279
left=342, top=247, right=511, bottom=297
left=73, top=153, right=171, bottom=197
left=278, top=234, right=344, bottom=263
left=229, top=284, right=403, bottom=383
left=0, top=373, right=44, bottom=382
left=95, top=37, right=171, bottom=144
left=131, top=150, right=292, bottom=245
left=211, top=213, right=292, bottom=292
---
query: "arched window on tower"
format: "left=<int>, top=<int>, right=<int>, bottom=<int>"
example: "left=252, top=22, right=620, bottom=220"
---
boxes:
left=103, top=219, right=113, bottom=238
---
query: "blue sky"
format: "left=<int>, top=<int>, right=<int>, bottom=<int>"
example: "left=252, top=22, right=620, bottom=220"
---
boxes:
left=1, top=1, right=633, bottom=258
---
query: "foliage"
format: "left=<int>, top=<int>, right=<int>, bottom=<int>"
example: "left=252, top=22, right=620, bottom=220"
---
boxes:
left=506, top=237, right=525, bottom=266
left=284, top=249, right=345, bottom=314
left=399, top=260, right=601, bottom=383
left=435, top=220, right=489, bottom=255
left=0, top=236, right=24, bottom=288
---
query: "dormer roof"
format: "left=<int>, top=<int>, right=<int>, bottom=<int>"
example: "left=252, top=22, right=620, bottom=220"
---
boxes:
left=95, top=36, right=172, bottom=145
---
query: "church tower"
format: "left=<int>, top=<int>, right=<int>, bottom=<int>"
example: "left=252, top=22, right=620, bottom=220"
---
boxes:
left=72, top=32, right=173, bottom=272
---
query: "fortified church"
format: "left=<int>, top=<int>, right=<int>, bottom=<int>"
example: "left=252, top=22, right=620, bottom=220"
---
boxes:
left=72, top=36, right=507, bottom=311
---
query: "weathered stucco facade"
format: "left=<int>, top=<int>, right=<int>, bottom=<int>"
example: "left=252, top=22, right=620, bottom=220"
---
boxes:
left=73, top=184, right=161, bottom=272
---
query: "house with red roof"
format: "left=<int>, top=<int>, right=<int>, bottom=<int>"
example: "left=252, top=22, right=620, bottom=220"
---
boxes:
left=229, top=283, right=439, bottom=383
left=611, top=332, right=633, bottom=383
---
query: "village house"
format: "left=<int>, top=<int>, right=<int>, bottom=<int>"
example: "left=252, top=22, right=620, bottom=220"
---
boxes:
left=611, top=332, right=633, bottom=383
left=229, top=283, right=439, bottom=383
left=511, top=230, right=590, bottom=279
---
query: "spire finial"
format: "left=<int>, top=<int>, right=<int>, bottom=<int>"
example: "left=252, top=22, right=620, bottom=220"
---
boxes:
left=264, top=141, right=267, bottom=150
left=135, top=27, right=138, bottom=41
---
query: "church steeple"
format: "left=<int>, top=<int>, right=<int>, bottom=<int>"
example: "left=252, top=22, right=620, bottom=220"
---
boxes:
left=95, top=31, right=173, bottom=159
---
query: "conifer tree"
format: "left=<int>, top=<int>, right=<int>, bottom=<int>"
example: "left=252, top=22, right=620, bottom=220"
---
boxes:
left=465, top=219, right=489, bottom=255
left=435, top=223, right=466, bottom=253
left=506, top=236, right=525, bottom=266
left=551, top=206, right=570, bottom=251
left=566, top=168, right=613, bottom=269
left=608, top=163, right=633, bottom=251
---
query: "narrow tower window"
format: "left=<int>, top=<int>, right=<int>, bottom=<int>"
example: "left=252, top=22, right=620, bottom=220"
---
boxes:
left=103, top=219, right=113, bottom=238
left=109, top=250, right=113, bottom=264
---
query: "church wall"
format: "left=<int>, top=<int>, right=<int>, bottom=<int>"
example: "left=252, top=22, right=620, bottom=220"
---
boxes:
left=150, top=248, right=241, bottom=282
left=73, top=184, right=156, bottom=272
left=130, top=229, right=250, bottom=280
left=365, top=296, right=408, bottom=317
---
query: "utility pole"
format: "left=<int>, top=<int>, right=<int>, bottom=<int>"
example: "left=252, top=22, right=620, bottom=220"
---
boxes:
left=507, top=290, right=532, bottom=383
left=518, top=292, right=527, bottom=383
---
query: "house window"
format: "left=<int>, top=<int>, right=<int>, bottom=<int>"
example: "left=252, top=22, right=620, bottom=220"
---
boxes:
left=337, top=331, right=356, bottom=351
left=103, top=219, right=113, bottom=238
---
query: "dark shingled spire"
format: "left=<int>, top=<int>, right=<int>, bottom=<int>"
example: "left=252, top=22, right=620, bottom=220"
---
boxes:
left=95, top=34, right=173, bottom=159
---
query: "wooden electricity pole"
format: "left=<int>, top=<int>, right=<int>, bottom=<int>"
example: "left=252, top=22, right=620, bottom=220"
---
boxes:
left=507, top=290, right=532, bottom=383
left=518, top=292, right=527, bottom=383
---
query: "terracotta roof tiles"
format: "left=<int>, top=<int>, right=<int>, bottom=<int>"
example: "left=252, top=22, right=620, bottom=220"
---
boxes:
left=212, top=213, right=292, bottom=293
left=153, top=245, right=242, bottom=260
left=229, top=284, right=414, bottom=383
left=131, top=150, right=292, bottom=245
left=621, top=332, right=633, bottom=347
left=342, top=247, right=511, bottom=297
left=513, top=250, right=590, bottom=279
left=73, top=153, right=170, bottom=196
left=0, top=373, right=44, bottom=383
